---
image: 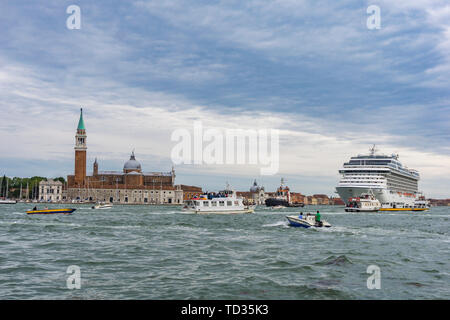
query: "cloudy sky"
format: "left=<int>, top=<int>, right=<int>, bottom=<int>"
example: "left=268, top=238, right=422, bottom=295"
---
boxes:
left=0, top=0, right=449, bottom=197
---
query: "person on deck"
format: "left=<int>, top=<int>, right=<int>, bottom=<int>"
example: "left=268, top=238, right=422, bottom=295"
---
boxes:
left=315, top=211, right=323, bottom=227
left=298, top=212, right=303, bottom=219
left=315, top=211, right=321, bottom=222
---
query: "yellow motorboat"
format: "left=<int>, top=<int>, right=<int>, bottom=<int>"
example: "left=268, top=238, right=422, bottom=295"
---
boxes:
left=26, top=208, right=76, bottom=215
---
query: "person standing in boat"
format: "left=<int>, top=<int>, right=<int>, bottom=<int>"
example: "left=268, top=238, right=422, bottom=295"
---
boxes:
left=315, top=211, right=323, bottom=227
left=315, top=211, right=321, bottom=221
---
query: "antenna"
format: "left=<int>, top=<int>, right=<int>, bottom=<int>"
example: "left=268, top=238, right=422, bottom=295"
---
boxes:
left=369, top=144, right=378, bottom=156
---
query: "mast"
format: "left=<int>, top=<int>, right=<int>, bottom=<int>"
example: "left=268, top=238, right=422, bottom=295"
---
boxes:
left=369, top=144, right=377, bottom=156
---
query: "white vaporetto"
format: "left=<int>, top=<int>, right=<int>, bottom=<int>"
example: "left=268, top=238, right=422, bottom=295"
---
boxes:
left=183, top=184, right=255, bottom=214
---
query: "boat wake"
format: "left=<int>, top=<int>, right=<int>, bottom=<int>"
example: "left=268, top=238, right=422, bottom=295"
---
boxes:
left=262, top=221, right=289, bottom=228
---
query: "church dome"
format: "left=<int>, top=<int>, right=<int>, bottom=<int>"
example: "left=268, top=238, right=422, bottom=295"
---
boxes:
left=250, top=179, right=261, bottom=192
left=124, top=151, right=141, bottom=171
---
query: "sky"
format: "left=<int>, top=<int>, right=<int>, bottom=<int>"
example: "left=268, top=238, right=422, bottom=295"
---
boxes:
left=0, top=0, right=449, bottom=197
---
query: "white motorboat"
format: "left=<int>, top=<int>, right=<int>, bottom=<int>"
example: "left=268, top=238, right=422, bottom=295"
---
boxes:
left=183, top=185, right=254, bottom=214
left=0, top=199, right=17, bottom=204
left=345, top=191, right=380, bottom=212
left=92, top=202, right=113, bottom=209
left=286, top=214, right=331, bottom=228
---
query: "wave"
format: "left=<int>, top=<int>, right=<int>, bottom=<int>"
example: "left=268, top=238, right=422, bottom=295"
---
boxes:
left=262, top=221, right=289, bottom=228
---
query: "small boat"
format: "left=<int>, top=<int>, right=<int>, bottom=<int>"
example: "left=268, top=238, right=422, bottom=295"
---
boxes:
left=92, top=202, right=113, bottom=209
left=0, top=199, right=17, bottom=204
left=286, top=214, right=331, bottom=228
left=26, top=208, right=76, bottom=215
left=345, top=192, right=380, bottom=212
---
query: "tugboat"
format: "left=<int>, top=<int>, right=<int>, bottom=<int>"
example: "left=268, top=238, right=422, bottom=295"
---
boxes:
left=183, top=184, right=255, bottom=214
left=265, top=178, right=304, bottom=208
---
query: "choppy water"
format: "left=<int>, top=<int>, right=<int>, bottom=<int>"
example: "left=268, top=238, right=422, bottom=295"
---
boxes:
left=0, top=204, right=449, bottom=299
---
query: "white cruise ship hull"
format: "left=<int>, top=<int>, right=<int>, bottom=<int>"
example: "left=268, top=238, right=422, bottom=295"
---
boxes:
left=336, top=186, right=417, bottom=207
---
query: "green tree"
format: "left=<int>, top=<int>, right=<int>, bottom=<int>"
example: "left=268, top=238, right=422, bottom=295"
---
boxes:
left=53, top=177, right=66, bottom=184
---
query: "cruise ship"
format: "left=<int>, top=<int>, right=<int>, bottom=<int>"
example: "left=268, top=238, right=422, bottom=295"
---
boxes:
left=336, top=146, right=428, bottom=210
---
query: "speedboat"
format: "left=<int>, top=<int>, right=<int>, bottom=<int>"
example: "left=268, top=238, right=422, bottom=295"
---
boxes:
left=92, top=202, right=113, bottom=209
left=0, top=199, right=17, bottom=204
left=26, top=208, right=76, bottom=215
left=286, top=214, right=331, bottom=228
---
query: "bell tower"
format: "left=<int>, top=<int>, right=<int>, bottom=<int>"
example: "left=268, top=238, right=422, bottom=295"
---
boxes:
left=93, top=158, right=98, bottom=176
left=74, top=108, right=87, bottom=186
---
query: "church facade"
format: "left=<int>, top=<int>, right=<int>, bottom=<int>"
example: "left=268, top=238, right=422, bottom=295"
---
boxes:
left=67, top=109, right=184, bottom=204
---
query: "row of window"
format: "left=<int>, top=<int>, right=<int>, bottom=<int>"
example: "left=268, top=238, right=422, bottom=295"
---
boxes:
left=195, top=200, right=240, bottom=207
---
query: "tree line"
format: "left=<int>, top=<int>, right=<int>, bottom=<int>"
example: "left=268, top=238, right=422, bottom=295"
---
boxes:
left=0, top=175, right=66, bottom=199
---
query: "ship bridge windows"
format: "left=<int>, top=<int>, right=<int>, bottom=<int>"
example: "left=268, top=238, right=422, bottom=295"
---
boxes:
left=345, top=160, right=391, bottom=166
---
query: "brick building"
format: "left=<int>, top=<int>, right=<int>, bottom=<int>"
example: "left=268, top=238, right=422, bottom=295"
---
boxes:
left=66, top=109, right=196, bottom=204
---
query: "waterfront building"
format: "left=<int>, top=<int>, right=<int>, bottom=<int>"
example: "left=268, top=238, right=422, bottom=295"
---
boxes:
left=330, top=197, right=345, bottom=205
left=181, top=185, right=204, bottom=201
left=66, top=109, right=192, bottom=204
left=249, top=179, right=266, bottom=205
left=290, top=192, right=306, bottom=205
left=237, top=180, right=266, bottom=205
left=312, top=194, right=330, bottom=205
left=39, top=179, right=63, bottom=202
left=307, top=196, right=318, bottom=205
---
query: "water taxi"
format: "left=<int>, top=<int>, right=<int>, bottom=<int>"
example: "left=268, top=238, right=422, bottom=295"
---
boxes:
left=183, top=186, right=255, bottom=214
left=26, top=208, right=76, bottom=215
left=92, top=202, right=113, bottom=209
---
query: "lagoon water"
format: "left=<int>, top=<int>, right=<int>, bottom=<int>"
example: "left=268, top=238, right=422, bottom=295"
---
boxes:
left=0, top=204, right=449, bottom=299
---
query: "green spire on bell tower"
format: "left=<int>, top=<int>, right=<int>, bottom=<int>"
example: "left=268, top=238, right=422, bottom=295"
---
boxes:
left=77, top=108, right=86, bottom=130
